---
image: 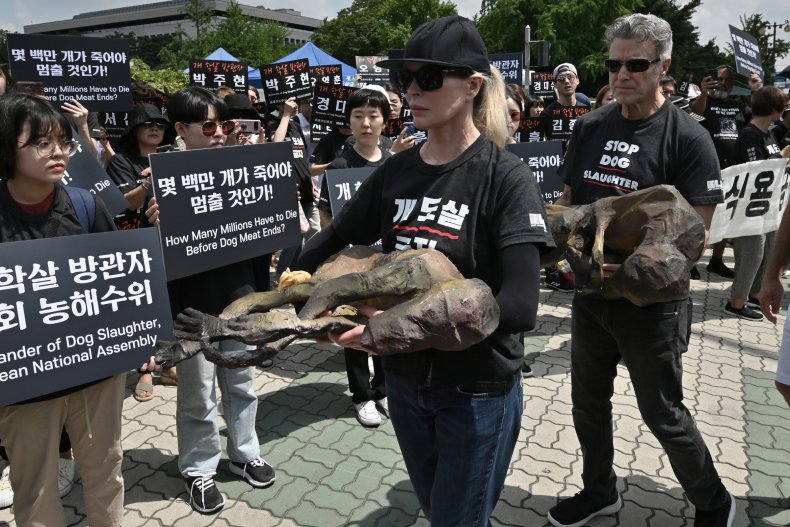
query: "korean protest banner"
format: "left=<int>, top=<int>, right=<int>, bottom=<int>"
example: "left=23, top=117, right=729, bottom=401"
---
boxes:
left=530, top=69, right=555, bottom=98
left=61, top=130, right=128, bottom=215
left=515, top=117, right=546, bottom=143
left=728, top=25, right=764, bottom=78
left=310, top=83, right=357, bottom=141
left=489, top=53, right=523, bottom=86
left=150, top=142, right=303, bottom=281
left=7, top=34, right=132, bottom=112
left=259, top=59, right=312, bottom=106
left=543, top=106, right=591, bottom=144
left=325, top=167, right=375, bottom=216
left=708, top=158, right=790, bottom=245
left=506, top=140, right=565, bottom=203
left=355, top=56, right=389, bottom=86
left=190, top=59, right=248, bottom=94
left=310, top=64, right=344, bottom=87
left=0, top=228, right=173, bottom=406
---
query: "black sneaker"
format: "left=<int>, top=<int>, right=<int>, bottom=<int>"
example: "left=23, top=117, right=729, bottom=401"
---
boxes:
left=184, top=475, right=225, bottom=514
left=690, top=265, right=701, bottom=280
left=545, top=269, right=574, bottom=293
left=707, top=258, right=735, bottom=279
left=229, top=457, right=276, bottom=488
left=522, top=364, right=534, bottom=378
left=745, top=295, right=761, bottom=309
left=548, top=491, right=622, bottom=527
left=694, top=491, right=735, bottom=527
left=724, top=302, right=763, bottom=321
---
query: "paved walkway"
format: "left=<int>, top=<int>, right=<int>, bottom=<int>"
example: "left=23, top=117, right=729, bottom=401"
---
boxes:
left=1, top=250, right=788, bottom=527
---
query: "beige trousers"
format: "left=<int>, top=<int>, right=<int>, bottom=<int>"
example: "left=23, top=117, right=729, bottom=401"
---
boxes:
left=0, top=374, right=126, bottom=527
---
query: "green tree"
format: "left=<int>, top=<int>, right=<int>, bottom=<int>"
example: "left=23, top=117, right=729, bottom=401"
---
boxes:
left=109, top=32, right=173, bottom=69
left=311, top=0, right=457, bottom=65
left=735, top=14, right=790, bottom=84
left=184, top=0, right=214, bottom=46
left=130, top=59, right=189, bottom=94
left=0, top=29, right=8, bottom=65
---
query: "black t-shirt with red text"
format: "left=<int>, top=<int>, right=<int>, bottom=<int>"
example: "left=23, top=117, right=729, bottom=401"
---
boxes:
left=333, top=135, right=554, bottom=392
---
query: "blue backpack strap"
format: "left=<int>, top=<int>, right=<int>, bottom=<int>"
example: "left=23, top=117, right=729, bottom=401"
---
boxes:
left=63, top=185, right=96, bottom=233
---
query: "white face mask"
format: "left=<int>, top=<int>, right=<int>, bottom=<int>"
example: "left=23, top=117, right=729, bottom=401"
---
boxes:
left=713, top=89, right=730, bottom=100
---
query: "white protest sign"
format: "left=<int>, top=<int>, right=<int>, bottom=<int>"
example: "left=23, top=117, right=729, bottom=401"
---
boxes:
left=708, top=158, right=790, bottom=245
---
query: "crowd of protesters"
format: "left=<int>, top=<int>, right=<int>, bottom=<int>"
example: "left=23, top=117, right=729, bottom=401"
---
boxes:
left=1, top=10, right=789, bottom=527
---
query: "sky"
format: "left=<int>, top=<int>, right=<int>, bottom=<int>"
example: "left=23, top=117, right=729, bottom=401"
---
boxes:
left=3, top=0, right=789, bottom=68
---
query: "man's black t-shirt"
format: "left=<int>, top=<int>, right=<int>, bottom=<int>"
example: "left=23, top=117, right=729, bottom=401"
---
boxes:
left=734, top=123, right=783, bottom=164
left=318, top=145, right=391, bottom=214
left=332, top=135, right=554, bottom=392
left=701, top=97, right=750, bottom=168
left=560, top=101, right=723, bottom=207
left=105, top=152, right=153, bottom=229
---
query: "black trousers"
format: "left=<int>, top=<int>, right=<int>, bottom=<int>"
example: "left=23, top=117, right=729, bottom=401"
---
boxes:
left=344, top=348, right=385, bottom=404
left=570, top=293, right=728, bottom=511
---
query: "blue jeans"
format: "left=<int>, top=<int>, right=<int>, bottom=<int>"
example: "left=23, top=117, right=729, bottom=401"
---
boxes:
left=570, top=293, right=728, bottom=510
left=176, top=339, right=260, bottom=477
left=386, top=372, right=523, bottom=527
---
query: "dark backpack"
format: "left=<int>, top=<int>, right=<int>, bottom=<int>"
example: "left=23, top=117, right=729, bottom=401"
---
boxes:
left=63, top=185, right=96, bottom=233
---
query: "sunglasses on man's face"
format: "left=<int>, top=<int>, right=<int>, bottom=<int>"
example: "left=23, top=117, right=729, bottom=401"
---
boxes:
left=184, top=120, right=235, bottom=137
left=604, top=58, right=661, bottom=73
left=397, top=67, right=472, bottom=92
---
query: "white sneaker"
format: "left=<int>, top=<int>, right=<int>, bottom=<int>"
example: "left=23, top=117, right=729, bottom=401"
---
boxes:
left=58, top=458, right=75, bottom=498
left=375, top=397, right=389, bottom=417
left=0, top=462, right=13, bottom=509
left=354, top=400, right=381, bottom=427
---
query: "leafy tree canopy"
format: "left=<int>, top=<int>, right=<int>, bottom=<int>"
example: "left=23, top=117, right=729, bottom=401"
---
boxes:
left=130, top=58, right=188, bottom=95
left=311, top=0, right=457, bottom=65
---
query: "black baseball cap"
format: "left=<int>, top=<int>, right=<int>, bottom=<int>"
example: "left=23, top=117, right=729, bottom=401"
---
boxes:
left=377, top=16, right=490, bottom=74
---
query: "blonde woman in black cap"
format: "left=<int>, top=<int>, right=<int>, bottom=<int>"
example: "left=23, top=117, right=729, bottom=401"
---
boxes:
left=293, top=15, right=553, bottom=525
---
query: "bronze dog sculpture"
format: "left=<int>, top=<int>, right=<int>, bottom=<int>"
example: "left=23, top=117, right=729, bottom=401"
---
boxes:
left=156, top=185, right=704, bottom=367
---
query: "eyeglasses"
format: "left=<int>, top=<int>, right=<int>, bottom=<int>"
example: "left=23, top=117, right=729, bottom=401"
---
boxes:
left=509, top=111, right=521, bottom=121
left=555, top=74, right=577, bottom=82
left=604, top=58, right=661, bottom=73
left=142, top=121, right=167, bottom=130
left=17, top=139, right=79, bottom=158
left=396, top=67, right=472, bottom=92
left=184, top=120, right=235, bottom=137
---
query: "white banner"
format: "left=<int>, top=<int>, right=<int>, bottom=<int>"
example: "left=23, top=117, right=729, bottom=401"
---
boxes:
left=709, top=158, right=790, bottom=245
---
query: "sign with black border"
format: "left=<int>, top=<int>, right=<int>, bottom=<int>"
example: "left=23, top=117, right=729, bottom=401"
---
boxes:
left=506, top=140, right=565, bottom=203
left=325, top=167, right=376, bottom=216
left=259, top=59, right=312, bottom=106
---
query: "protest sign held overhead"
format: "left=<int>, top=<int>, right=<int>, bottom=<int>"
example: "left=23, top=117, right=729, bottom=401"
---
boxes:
left=310, top=83, right=357, bottom=141
left=543, top=106, right=591, bottom=144
left=709, top=158, right=790, bottom=244
left=0, top=228, right=173, bottom=406
left=728, top=25, right=764, bottom=78
left=516, top=117, right=546, bottom=143
left=60, top=130, right=128, bottom=215
left=325, top=167, right=375, bottom=216
left=190, top=59, right=248, bottom=94
left=150, top=142, right=302, bottom=281
left=530, top=70, right=555, bottom=98
left=259, top=58, right=312, bottom=106
left=7, top=34, right=132, bottom=112
left=506, top=140, right=565, bottom=203
left=310, top=64, right=343, bottom=87
left=355, top=56, right=389, bottom=86
left=489, top=53, right=523, bottom=85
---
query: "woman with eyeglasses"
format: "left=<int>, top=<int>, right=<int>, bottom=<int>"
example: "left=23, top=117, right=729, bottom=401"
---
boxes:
left=143, top=86, right=274, bottom=515
left=294, top=16, right=553, bottom=526
left=0, top=92, right=125, bottom=526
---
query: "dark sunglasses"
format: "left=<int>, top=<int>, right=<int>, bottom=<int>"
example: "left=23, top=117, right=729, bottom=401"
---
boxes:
left=397, top=67, right=472, bottom=92
left=184, top=120, right=235, bottom=137
left=604, top=58, right=661, bottom=73
left=142, top=121, right=167, bottom=130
